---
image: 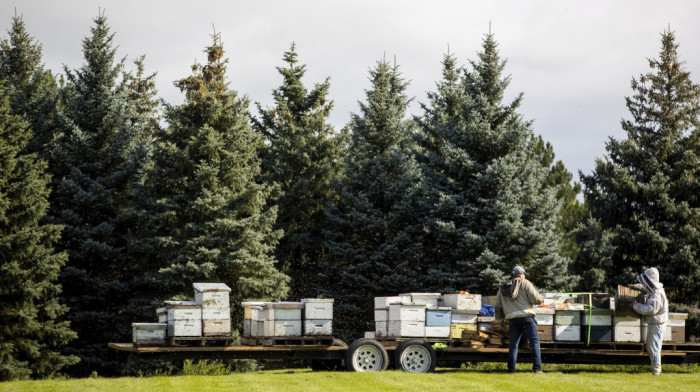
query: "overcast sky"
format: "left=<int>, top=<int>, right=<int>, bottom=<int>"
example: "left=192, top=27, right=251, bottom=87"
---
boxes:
left=2, top=0, right=699, bottom=183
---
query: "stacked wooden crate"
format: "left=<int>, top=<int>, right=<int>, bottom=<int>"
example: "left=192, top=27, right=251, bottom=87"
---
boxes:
left=194, top=283, right=232, bottom=336
left=302, top=298, right=334, bottom=336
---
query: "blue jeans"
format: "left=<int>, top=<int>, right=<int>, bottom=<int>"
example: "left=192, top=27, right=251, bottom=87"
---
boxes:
left=508, top=316, right=542, bottom=372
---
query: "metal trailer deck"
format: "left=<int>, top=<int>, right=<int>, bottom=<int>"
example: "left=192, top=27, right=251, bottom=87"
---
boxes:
left=109, top=339, right=700, bottom=373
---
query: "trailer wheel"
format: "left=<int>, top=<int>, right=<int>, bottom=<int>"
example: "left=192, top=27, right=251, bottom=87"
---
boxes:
left=311, top=339, right=348, bottom=371
left=395, top=340, right=436, bottom=373
left=345, top=338, right=389, bottom=372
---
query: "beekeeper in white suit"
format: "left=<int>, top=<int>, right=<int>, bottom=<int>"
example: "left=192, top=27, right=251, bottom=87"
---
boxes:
left=633, top=267, right=668, bottom=376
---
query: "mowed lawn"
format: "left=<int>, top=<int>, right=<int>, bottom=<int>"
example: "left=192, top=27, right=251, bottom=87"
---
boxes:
left=2, top=365, right=700, bottom=392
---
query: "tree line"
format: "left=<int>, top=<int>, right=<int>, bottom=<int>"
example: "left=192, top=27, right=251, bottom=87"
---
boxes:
left=0, top=13, right=697, bottom=380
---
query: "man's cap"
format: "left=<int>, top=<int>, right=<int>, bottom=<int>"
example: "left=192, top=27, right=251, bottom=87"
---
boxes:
left=513, top=266, right=528, bottom=275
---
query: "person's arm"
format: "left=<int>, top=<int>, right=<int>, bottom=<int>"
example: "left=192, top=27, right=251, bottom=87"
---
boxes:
left=524, top=281, right=544, bottom=306
left=633, top=291, right=661, bottom=315
left=494, top=289, right=505, bottom=322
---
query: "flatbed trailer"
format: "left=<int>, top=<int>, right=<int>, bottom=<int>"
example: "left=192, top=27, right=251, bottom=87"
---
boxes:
left=109, top=339, right=700, bottom=373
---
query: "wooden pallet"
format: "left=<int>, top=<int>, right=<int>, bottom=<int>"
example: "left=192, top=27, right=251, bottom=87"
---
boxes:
left=260, top=336, right=334, bottom=346
left=168, top=335, right=235, bottom=347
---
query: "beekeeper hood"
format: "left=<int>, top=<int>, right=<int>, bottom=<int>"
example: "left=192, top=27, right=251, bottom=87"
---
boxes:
left=636, top=267, right=661, bottom=292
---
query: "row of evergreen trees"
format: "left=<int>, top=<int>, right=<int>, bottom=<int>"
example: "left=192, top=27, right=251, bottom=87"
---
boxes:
left=0, top=13, right=698, bottom=380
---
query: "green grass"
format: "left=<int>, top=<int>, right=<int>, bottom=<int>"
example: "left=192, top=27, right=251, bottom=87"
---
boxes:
left=2, top=364, right=699, bottom=392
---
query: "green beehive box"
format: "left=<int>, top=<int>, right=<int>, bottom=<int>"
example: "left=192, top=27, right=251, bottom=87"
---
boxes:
left=555, top=310, right=580, bottom=325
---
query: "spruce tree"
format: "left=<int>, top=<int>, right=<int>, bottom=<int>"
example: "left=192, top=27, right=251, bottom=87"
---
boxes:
left=0, top=14, right=59, bottom=158
left=577, top=30, right=700, bottom=303
left=49, top=14, right=150, bottom=376
left=0, top=86, right=78, bottom=381
left=416, top=34, right=571, bottom=294
left=321, top=58, right=423, bottom=338
left=253, top=44, right=345, bottom=299
left=533, top=136, right=586, bottom=261
left=136, top=33, right=288, bottom=318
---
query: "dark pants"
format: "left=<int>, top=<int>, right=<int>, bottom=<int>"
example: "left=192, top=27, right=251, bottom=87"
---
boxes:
left=508, top=316, right=542, bottom=372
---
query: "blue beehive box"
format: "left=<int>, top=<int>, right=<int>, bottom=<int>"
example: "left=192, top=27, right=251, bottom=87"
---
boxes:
left=426, top=309, right=451, bottom=327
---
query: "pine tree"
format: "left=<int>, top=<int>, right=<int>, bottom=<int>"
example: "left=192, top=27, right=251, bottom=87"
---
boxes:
left=321, top=58, right=423, bottom=339
left=253, top=44, right=345, bottom=299
left=0, top=85, right=78, bottom=380
left=135, top=32, right=288, bottom=319
left=0, top=14, right=59, bottom=158
left=577, top=30, right=700, bottom=302
left=49, top=14, right=150, bottom=376
left=533, top=136, right=586, bottom=261
left=416, top=34, right=571, bottom=294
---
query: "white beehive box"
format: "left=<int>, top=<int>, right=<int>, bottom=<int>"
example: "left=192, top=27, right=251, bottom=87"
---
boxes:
left=668, top=313, right=687, bottom=327
left=375, top=321, right=388, bottom=338
left=194, top=282, right=231, bottom=308
left=132, top=323, right=167, bottom=345
left=581, top=311, right=613, bottom=326
left=374, top=296, right=411, bottom=308
left=301, top=298, right=333, bottom=319
left=400, top=293, right=440, bottom=308
left=202, top=307, right=230, bottom=320
left=389, top=304, right=426, bottom=321
left=555, top=325, right=581, bottom=341
left=374, top=308, right=388, bottom=322
left=165, top=300, right=202, bottom=337
left=156, top=307, right=168, bottom=323
left=241, top=302, right=267, bottom=319
left=388, top=320, right=425, bottom=337
left=265, top=302, right=303, bottom=320
left=534, top=308, right=555, bottom=325
left=304, top=319, right=333, bottom=336
left=613, top=316, right=641, bottom=327
left=425, top=326, right=450, bottom=338
left=203, top=319, right=231, bottom=336
left=442, top=294, right=481, bottom=310
left=614, top=326, right=641, bottom=342
left=264, top=320, right=302, bottom=337
left=451, top=310, right=478, bottom=324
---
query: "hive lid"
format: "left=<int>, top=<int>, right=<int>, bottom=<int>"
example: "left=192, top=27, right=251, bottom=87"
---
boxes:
left=426, top=307, right=452, bottom=311
left=264, top=302, right=304, bottom=309
left=451, top=309, right=480, bottom=315
left=132, top=323, right=167, bottom=329
left=156, top=307, right=168, bottom=313
left=164, top=300, right=198, bottom=307
left=193, top=282, right=231, bottom=292
left=241, top=301, right=269, bottom=307
left=477, top=316, right=496, bottom=322
left=669, top=313, right=688, bottom=320
left=301, top=298, right=335, bottom=303
left=400, top=292, right=441, bottom=298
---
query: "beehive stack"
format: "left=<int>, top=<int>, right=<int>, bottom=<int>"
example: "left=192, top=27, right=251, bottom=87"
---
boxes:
left=132, top=323, right=167, bottom=346
left=388, top=303, right=426, bottom=337
left=165, top=300, right=202, bottom=337
left=534, top=308, right=555, bottom=341
left=554, top=309, right=581, bottom=341
left=613, top=315, right=642, bottom=342
left=667, top=313, right=687, bottom=343
left=374, top=295, right=410, bottom=338
left=241, top=302, right=266, bottom=338
left=264, top=302, right=303, bottom=337
left=302, top=298, right=334, bottom=336
left=425, top=308, right=451, bottom=338
left=581, top=309, right=613, bottom=342
left=194, top=283, right=232, bottom=336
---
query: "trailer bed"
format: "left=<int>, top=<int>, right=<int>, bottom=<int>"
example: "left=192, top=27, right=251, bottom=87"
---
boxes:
left=109, top=341, right=700, bottom=365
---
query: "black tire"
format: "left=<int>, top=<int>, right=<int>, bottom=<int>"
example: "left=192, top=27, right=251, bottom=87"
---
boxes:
left=311, top=339, right=348, bottom=371
left=394, top=340, right=436, bottom=373
left=345, top=338, right=389, bottom=372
